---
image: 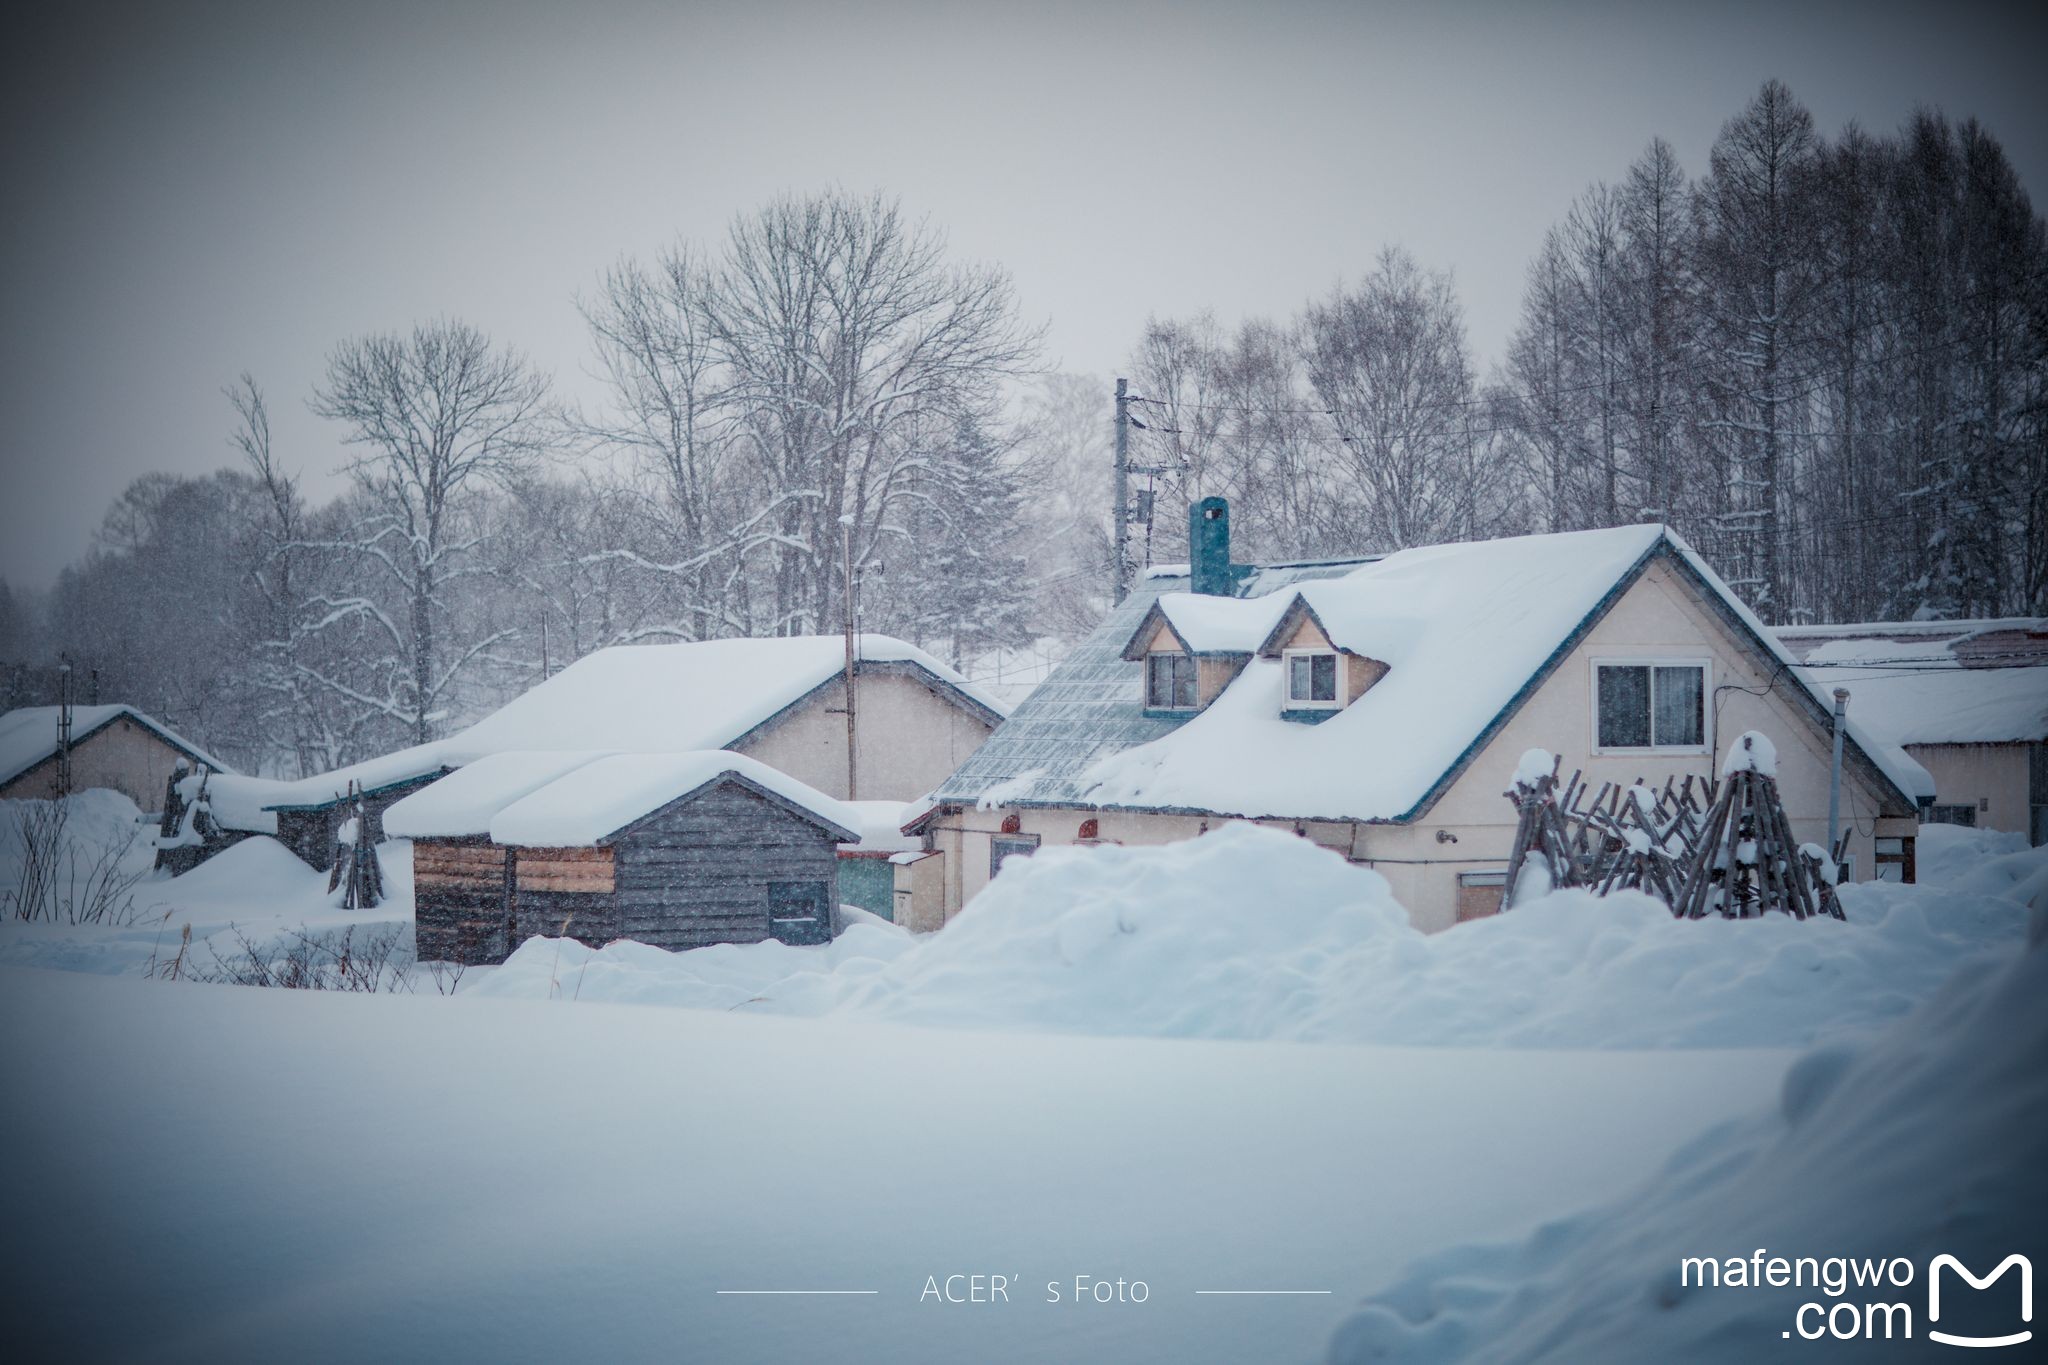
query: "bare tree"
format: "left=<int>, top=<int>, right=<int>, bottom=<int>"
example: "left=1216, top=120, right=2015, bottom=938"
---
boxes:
left=712, top=190, right=1043, bottom=634
left=310, top=320, right=555, bottom=745
left=1302, top=248, right=1496, bottom=549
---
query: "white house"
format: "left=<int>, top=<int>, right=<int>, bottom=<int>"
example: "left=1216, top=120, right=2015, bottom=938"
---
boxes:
left=1775, top=618, right=2047, bottom=844
left=909, top=500, right=1933, bottom=932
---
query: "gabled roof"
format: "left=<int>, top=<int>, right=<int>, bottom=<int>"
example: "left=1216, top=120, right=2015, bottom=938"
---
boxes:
left=933, top=557, right=1375, bottom=811
left=1773, top=619, right=2048, bottom=746
left=1121, top=591, right=1293, bottom=660
left=197, top=633, right=1004, bottom=825
left=0, top=704, right=233, bottom=789
left=488, top=751, right=860, bottom=848
left=447, top=633, right=1004, bottom=760
left=382, top=750, right=617, bottom=840
left=936, top=525, right=1931, bottom=823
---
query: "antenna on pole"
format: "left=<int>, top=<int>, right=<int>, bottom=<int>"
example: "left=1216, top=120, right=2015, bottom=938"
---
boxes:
left=1113, top=377, right=1131, bottom=604
left=840, top=513, right=858, bottom=801
left=56, top=659, right=73, bottom=797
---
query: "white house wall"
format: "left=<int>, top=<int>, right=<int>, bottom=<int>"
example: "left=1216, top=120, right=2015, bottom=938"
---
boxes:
left=736, top=672, right=997, bottom=802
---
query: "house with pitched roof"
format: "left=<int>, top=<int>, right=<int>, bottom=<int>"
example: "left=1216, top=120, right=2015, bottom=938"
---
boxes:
left=910, top=499, right=1934, bottom=932
left=386, top=749, right=864, bottom=963
left=0, top=704, right=230, bottom=809
left=1775, top=618, right=2048, bottom=844
left=185, top=635, right=1005, bottom=888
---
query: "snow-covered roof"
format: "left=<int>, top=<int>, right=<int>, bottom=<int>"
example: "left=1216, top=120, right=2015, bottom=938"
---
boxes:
left=837, top=799, right=922, bottom=854
left=194, top=633, right=1004, bottom=824
left=0, top=704, right=232, bottom=790
left=382, top=751, right=617, bottom=840
left=488, top=751, right=860, bottom=848
left=1137, top=592, right=1293, bottom=656
left=1776, top=621, right=2048, bottom=746
left=445, top=634, right=1004, bottom=763
left=937, top=525, right=1931, bottom=822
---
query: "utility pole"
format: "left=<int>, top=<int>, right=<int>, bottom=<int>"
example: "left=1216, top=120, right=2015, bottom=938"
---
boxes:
left=840, top=514, right=858, bottom=801
left=55, top=661, right=73, bottom=797
left=1113, top=376, right=1131, bottom=604
left=1827, top=687, right=1849, bottom=859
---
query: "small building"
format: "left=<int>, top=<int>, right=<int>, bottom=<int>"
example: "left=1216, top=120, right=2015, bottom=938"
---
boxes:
left=0, top=704, right=230, bottom=808
left=385, top=751, right=615, bottom=963
left=388, top=751, right=859, bottom=965
left=912, top=500, right=1935, bottom=932
left=183, top=633, right=1002, bottom=875
left=1775, top=618, right=2048, bottom=844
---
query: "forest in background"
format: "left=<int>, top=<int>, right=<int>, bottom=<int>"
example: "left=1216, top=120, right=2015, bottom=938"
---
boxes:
left=2, top=81, right=2043, bottom=778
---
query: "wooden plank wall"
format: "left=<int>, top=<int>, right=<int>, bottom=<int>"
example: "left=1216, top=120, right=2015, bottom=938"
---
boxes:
left=613, top=781, right=839, bottom=952
left=413, top=838, right=511, bottom=965
left=511, top=847, right=618, bottom=947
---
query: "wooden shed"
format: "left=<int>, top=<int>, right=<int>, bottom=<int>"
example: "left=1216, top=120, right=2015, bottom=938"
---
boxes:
left=390, top=750, right=861, bottom=965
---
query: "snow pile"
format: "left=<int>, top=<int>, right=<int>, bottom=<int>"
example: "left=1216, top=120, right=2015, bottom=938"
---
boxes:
left=1719, top=728, right=1777, bottom=777
left=474, top=825, right=2033, bottom=1049
left=0, top=788, right=154, bottom=878
left=471, top=918, right=915, bottom=1007
left=1326, top=886, right=2048, bottom=1363
left=1512, top=747, right=1556, bottom=791
left=0, top=795, right=414, bottom=977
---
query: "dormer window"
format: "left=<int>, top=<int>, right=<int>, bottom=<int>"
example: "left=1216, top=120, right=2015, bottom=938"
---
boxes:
left=1284, top=649, right=1340, bottom=708
left=1146, top=653, right=1197, bottom=710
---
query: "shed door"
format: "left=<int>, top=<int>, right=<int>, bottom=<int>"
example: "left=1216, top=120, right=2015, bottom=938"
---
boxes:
left=767, top=880, right=830, bottom=945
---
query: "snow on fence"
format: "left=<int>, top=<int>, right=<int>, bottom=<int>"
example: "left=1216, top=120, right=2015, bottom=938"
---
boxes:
left=1501, top=732, right=1843, bottom=920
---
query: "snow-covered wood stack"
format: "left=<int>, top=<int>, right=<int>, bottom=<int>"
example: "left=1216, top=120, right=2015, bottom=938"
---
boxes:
left=328, top=783, right=385, bottom=910
left=1671, top=733, right=1843, bottom=921
left=1501, top=734, right=1842, bottom=921
left=1499, top=750, right=1582, bottom=910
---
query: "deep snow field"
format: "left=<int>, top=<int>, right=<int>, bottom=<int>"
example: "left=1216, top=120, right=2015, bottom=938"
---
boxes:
left=0, top=793, right=2042, bottom=1363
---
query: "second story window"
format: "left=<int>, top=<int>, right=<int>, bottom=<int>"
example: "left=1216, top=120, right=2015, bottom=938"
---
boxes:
left=1285, top=649, right=1339, bottom=707
left=1146, top=652, right=1197, bottom=710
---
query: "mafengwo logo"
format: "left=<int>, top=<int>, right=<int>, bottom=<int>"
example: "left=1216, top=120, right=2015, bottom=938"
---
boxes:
left=1679, top=1250, right=2032, bottom=1345
left=1927, top=1254, right=2032, bottom=1349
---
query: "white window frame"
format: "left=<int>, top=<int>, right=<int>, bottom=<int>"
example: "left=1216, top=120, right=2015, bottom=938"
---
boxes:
left=1282, top=647, right=1343, bottom=710
left=1589, top=656, right=1712, bottom=755
left=1145, top=651, right=1197, bottom=711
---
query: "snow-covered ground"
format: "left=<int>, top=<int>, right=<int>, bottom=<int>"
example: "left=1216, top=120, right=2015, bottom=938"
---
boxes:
left=0, top=790, right=2040, bottom=1362
left=473, top=824, right=2031, bottom=1051
left=0, top=965, right=1790, bottom=1364
left=0, top=792, right=413, bottom=979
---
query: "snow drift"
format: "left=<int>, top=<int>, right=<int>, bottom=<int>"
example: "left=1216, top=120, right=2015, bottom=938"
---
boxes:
left=473, top=824, right=2033, bottom=1050
left=1324, top=873, right=2048, bottom=1363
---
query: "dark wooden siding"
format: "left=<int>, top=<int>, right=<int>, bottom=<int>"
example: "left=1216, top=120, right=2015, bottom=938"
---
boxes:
left=273, top=772, right=443, bottom=872
left=612, top=780, right=840, bottom=952
left=512, top=848, right=619, bottom=948
left=414, top=838, right=511, bottom=965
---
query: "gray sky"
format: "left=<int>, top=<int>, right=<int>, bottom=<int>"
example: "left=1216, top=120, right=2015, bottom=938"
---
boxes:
left=3, top=0, right=2042, bottom=590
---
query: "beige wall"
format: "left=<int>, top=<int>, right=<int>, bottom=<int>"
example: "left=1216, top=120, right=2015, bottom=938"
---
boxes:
left=940, top=558, right=1918, bottom=933
left=892, top=853, right=947, bottom=932
left=737, top=671, right=996, bottom=802
left=1, top=717, right=196, bottom=811
left=1909, top=742, right=2031, bottom=834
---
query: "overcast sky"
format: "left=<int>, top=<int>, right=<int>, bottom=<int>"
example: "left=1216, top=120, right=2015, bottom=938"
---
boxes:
left=2, top=0, right=2042, bottom=590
